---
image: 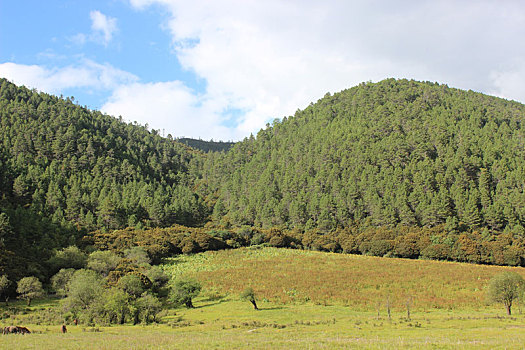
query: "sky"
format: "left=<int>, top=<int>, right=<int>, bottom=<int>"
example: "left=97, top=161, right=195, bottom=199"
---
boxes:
left=1, top=1, right=525, bottom=141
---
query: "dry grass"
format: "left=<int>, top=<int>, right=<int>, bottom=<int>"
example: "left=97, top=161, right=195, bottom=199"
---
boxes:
left=163, top=246, right=525, bottom=310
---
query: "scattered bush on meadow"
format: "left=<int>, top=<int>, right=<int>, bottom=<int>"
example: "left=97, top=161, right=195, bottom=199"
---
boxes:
left=487, top=271, right=525, bottom=315
left=169, top=278, right=202, bottom=308
left=240, top=287, right=259, bottom=310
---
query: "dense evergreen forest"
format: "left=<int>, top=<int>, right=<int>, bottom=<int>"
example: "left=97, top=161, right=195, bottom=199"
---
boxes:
left=2, top=77, right=525, bottom=292
left=178, top=138, right=234, bottom=153
left=206, top=79, right=525, bottom=234
left=0, top=78, right=208, bottom=282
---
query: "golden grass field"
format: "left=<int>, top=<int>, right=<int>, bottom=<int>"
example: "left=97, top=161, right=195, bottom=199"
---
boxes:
left=164, top=246, right=525, bottom=310
left=2, top=247, right=525, bottom=349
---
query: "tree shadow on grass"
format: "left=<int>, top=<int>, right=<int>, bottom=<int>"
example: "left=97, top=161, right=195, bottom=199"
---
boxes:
left=194, top=298, right=227, bottom=309
left=257, top=306, right=284, bottom=311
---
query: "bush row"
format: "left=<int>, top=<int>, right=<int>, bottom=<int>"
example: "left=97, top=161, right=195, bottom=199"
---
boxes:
left=84, top=224, right=525, bottom=267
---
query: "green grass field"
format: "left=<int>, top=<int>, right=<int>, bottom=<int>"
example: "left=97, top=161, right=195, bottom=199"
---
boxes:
left=2, top=247, right=525, bottom=349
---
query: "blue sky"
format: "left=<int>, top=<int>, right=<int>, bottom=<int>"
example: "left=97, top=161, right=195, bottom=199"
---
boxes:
left=2, top=1, right=525, bottom=141
left=1, top=1, right=194, bottom=108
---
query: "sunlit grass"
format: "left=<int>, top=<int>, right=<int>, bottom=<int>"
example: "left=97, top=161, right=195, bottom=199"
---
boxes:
left=3, top=300, right=525, bottom=349
left=3, top=247, right=525, bottom=349
left=162, top=246, right=525, bottom=310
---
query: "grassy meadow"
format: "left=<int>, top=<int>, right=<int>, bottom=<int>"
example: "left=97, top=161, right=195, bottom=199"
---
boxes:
left=163, top=246, right=525, bottom=311
left=2, top=247, right=525, bottom=349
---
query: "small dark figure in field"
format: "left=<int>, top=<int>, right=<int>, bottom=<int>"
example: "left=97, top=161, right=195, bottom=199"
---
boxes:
left=3, top=326, right=31, bottom=334
left=17, top=326, right=31, bottom=334
left=61, top=325, right=67, bottom=333
left=3, top=326, right=18, bottom=334
left=73, top=319, right=78, bottom=326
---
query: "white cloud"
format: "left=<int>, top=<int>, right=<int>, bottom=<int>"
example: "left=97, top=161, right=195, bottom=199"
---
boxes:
left=4, top=1, right=525, bottom=142
left=101, top=81, right=239, bottom=140
left=0, top=60, right=138, bottom=94
left=490, top=61, right=525, bottom=102
left=126, top=0, right=525, bottom=140
left=69, top=33, right=87, bottom=46
left=90, top=10, right=118, bottom=46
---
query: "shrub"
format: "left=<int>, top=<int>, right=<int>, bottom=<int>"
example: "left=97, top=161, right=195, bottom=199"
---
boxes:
left=169, top=278, right=202, bottom=308
left=16, top=276, right=44, bottom=306
left=51, top=268, right=75, bottom=297
left=487, top=271, right=525, bottom=315
left=240, top=287, right=258, bottom=310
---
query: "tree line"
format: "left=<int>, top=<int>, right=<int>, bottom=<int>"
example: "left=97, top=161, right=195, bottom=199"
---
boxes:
left=85, top=224, right=525, bottom=267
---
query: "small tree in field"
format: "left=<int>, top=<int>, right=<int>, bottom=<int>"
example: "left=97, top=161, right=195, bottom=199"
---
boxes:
left=169, top=278, right=201, bottom=308
left=488, top=271, right=525, bottom=315
left=64, top=269, right=104, bottom=310
left=17, top=276, right=44, bottom=306
left=240, top=287, right=258, bottom=310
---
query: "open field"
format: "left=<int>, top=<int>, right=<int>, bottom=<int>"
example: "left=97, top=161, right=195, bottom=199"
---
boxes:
left=163, top=246, right=525, bottom=310
left=2, top=247, right=525, bottom=349
left=2, top=301, right=525, bottom=349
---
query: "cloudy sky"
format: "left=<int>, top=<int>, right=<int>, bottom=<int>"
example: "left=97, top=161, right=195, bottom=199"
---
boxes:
left=1, top=1, right=524, bottom=141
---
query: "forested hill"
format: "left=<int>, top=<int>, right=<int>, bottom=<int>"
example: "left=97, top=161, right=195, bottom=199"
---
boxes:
left=3, top=77, right=525, bottom=280
left=0, top=78, right=207, bottom=278
left=207, top=79, right=525, bottom=234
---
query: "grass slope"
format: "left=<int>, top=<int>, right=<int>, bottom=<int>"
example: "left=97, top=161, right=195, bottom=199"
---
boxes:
left=163, top=246, right=525, bottom=310
left=3, top=247, right=525, bottom=349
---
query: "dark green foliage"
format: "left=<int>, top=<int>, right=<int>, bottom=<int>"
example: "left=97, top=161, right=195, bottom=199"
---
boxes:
left=87, top=225, right=231, bottom=262
left=178, top=138, right=235, bottom=153
left=0, top=274, right=10, bottom=304
left=103, top=287, right=130, bottom=325
left=117, top=274, right=147, bottom=298
left=48, top=246, right=87, bottom=272
left=169, top=278, right=202, bottom=308
left=144, top=266, right=170, bottom=296
left=135, top=292, right=162, bottom=324
left=3, top=77, right=525, bottom=284
left=204, top=79, right=525, bottom=235
left=0, top=78, right=207, bottom=233
left=0, top=78, right=208, bottom=286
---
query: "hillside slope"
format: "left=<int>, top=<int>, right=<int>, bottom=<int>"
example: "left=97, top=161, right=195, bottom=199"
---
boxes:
left=164, top=246, right=524, bottom=309
left=208, top=79, right=525, bottom=235
left=3, top=77, right=525, bottom=278
left=0, top=78, right=207, bottom=278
